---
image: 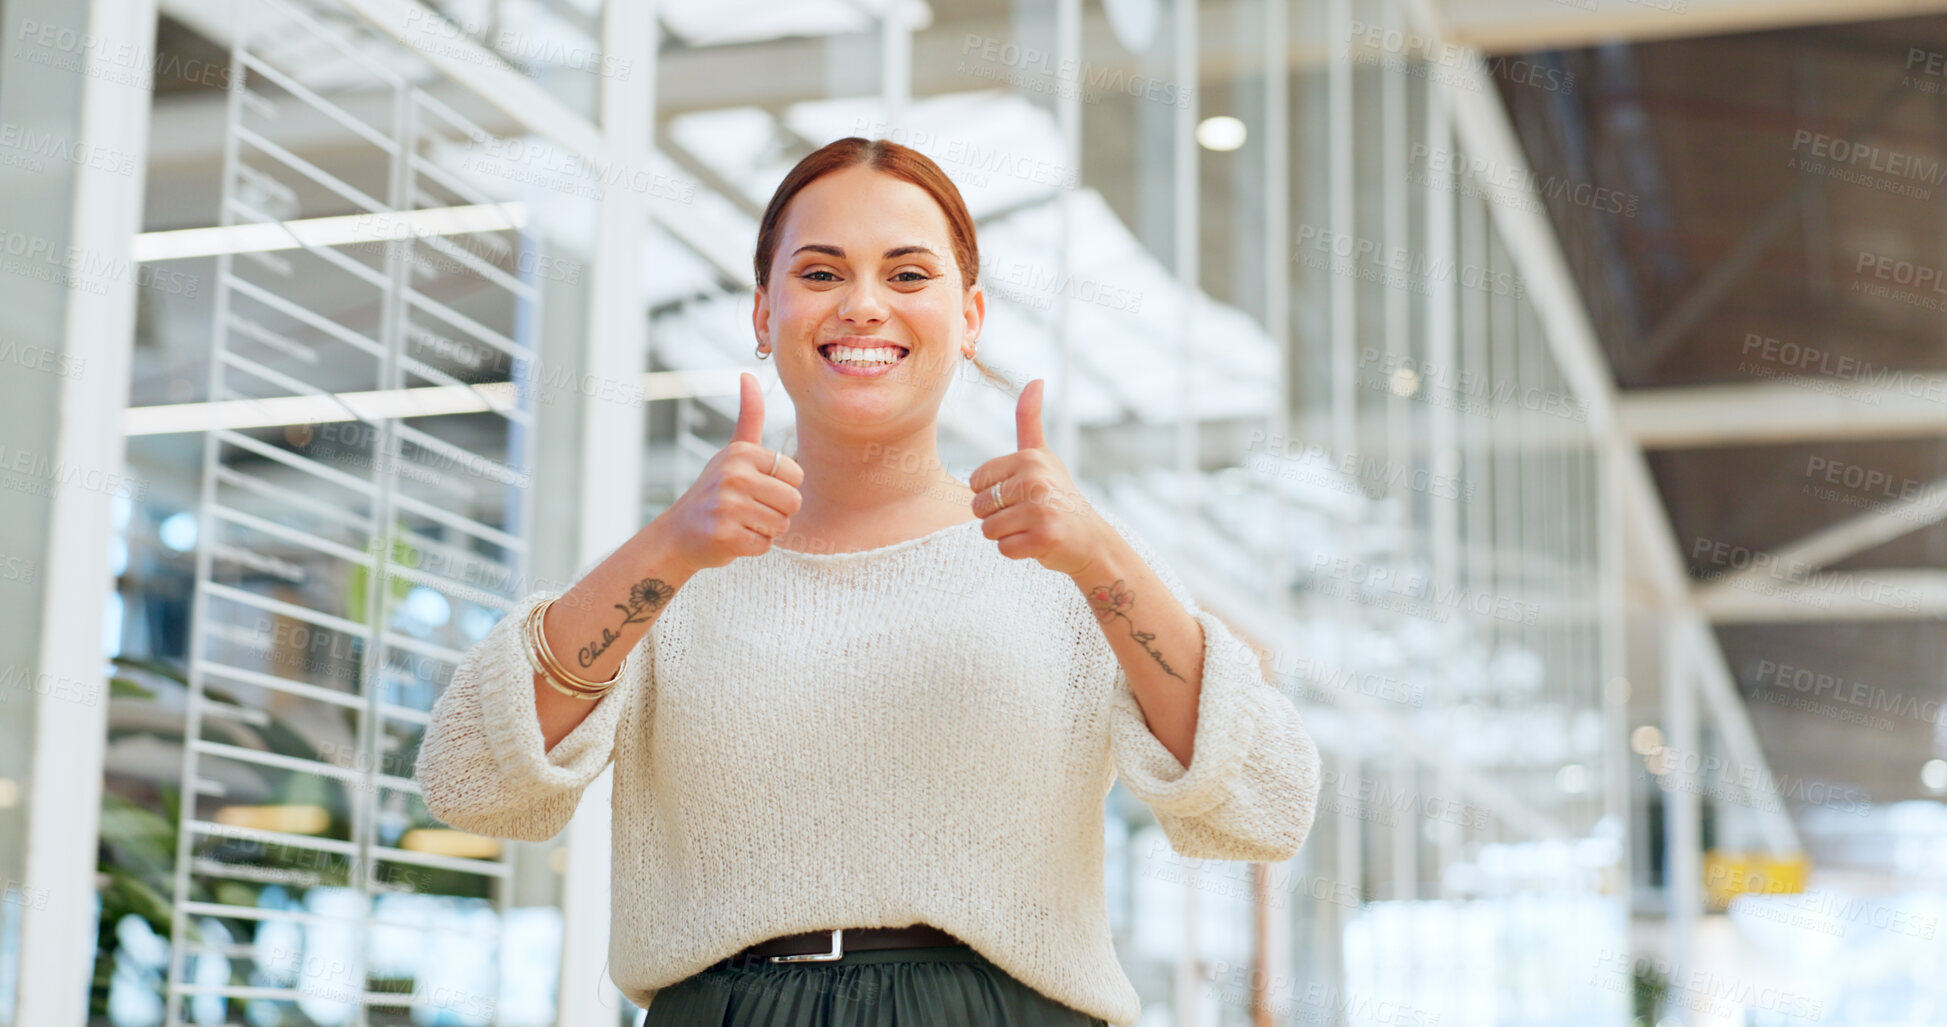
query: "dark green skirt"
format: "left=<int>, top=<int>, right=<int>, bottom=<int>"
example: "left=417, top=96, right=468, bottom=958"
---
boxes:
left=637, top=944, right=1110, bottom=1027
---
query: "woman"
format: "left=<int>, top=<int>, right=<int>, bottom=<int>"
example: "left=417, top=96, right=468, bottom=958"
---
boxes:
left=413, top=137, right=1322, bottom=1027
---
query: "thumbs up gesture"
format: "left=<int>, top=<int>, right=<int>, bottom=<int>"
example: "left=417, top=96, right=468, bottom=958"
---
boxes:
left=657, top=372, right=804, bottom=573
left=968, top=378, right=1111, bottom=578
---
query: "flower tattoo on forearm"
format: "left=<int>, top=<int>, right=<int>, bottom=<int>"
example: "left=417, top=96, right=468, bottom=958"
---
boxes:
left=1085, top=579, right=1185, bottom=681
left=577, top=578, right=675, bottom=668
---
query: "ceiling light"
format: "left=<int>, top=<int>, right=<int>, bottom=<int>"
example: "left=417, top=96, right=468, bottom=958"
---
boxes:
left=1629, top=724, right=1663, bottom=756
left=1196, top=115, right=1247, bottom=152
left=1923, top=758, right=1947, bottom=793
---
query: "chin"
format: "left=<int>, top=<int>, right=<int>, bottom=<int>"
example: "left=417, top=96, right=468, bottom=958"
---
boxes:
left=814, top=391, right=921, bottom=427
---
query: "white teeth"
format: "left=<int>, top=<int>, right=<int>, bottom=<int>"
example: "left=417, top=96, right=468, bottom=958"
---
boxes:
left=824, top=345, right=906, bottom=366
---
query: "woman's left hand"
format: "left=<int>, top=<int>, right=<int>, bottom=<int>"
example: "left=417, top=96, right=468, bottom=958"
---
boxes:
left=969, top=378, right=1113, bottom=578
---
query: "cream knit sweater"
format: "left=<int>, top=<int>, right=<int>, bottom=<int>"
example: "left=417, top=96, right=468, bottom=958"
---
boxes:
left=413, top=504, right=1321, bottom=1025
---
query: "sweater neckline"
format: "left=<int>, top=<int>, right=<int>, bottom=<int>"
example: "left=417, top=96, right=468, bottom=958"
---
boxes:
left=768, top=516, right=982, bottom=563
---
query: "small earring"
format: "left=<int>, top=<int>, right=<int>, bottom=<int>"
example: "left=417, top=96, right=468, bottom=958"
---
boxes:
left=755, top=343, right=770, bottom=361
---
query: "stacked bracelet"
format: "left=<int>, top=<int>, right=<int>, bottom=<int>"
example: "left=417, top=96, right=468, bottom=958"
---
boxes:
left=522, top=596, right=625, bottom=701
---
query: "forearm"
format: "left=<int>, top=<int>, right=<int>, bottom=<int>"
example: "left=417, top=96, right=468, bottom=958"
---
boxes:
left=1073, top=530, right=1205, bottom=767
left=535, top=517, right=694, bottom=750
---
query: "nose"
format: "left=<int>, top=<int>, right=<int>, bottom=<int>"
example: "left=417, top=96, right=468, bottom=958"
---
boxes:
left=838, top=276, right=890, bottom=328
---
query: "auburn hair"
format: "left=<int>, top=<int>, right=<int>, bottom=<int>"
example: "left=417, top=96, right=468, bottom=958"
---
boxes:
left=753, top=137, right=1011, bottom=392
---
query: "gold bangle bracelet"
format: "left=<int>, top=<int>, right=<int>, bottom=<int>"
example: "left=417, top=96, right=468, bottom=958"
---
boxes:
left=529, top=599, right=626, bottom=691
left=524, top=604, right=614, bottom=700
left=523, top=598, right=624, bottom=699
left=525, top=599, right=621, bottom=693
left=538, top=666, right=604, bottom=701
left=521, top=601, right=595, bottom=698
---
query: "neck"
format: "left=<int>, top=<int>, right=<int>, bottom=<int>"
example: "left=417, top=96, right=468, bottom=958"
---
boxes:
left=788, top=418, right=971, bottom=529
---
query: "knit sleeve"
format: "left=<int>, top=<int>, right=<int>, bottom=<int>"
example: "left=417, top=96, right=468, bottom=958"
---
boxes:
left=1095, top=507, right=1321, bottom=863
left=413, top=588, right=643, bottom=843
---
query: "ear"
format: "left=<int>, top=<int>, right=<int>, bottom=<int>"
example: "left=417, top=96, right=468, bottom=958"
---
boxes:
left=751, top=285, right=770, bottom=349
left=961, top=283, right=986, bottom=357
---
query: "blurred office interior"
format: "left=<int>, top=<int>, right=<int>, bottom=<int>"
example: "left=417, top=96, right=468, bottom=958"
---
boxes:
left=4, top=0, right=1947, bottom=1023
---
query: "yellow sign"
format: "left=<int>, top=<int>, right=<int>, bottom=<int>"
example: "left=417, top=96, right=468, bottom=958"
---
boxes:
left=1703, top=850, right=1810, bottom=911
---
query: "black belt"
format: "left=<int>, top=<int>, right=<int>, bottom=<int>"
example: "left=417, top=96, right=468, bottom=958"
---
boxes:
left=710, top=925, right=964, bottom=970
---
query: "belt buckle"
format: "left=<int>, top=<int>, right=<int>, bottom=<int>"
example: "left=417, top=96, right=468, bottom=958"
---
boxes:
left=769, top=928, right=844, bottom=963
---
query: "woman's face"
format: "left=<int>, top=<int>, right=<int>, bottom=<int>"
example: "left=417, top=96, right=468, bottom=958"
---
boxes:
left=753, top=164, right=984, bottom=437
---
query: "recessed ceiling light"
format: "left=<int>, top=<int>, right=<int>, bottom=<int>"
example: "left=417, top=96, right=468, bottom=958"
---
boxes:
left=1922, top=758, right=1947, bottom=792
left=1196, top=115, right=1247, bottom=152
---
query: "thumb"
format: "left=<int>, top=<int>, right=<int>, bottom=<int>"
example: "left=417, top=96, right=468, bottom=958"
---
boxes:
left=731, top=371, right=765, bottom=445
left=1016, top=378, right=1047, bottom=451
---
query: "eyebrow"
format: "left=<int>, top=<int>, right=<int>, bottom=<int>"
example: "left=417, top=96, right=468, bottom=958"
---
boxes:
left=790, top=244, right=942, bottom=261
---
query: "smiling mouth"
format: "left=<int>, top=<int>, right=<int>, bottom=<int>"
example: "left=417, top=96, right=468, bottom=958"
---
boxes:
left=818, top=343, right=911, bottom=368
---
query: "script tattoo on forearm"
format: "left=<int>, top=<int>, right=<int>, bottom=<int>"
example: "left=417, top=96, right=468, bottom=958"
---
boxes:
left=1084, top=579, right=1185, bottom=681
left=578, top=578, right=675, bottom=668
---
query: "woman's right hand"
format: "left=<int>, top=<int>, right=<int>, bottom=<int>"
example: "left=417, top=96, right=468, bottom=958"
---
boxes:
left=657, top=371, right=805, bottom=572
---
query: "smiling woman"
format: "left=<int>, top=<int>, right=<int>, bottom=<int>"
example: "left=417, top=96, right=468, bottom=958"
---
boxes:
left=412, top=135, right=1321, bottom=1027
left=752, top=139, right=1012, bottom=388
left=747, top=141, right=996, bottom=546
